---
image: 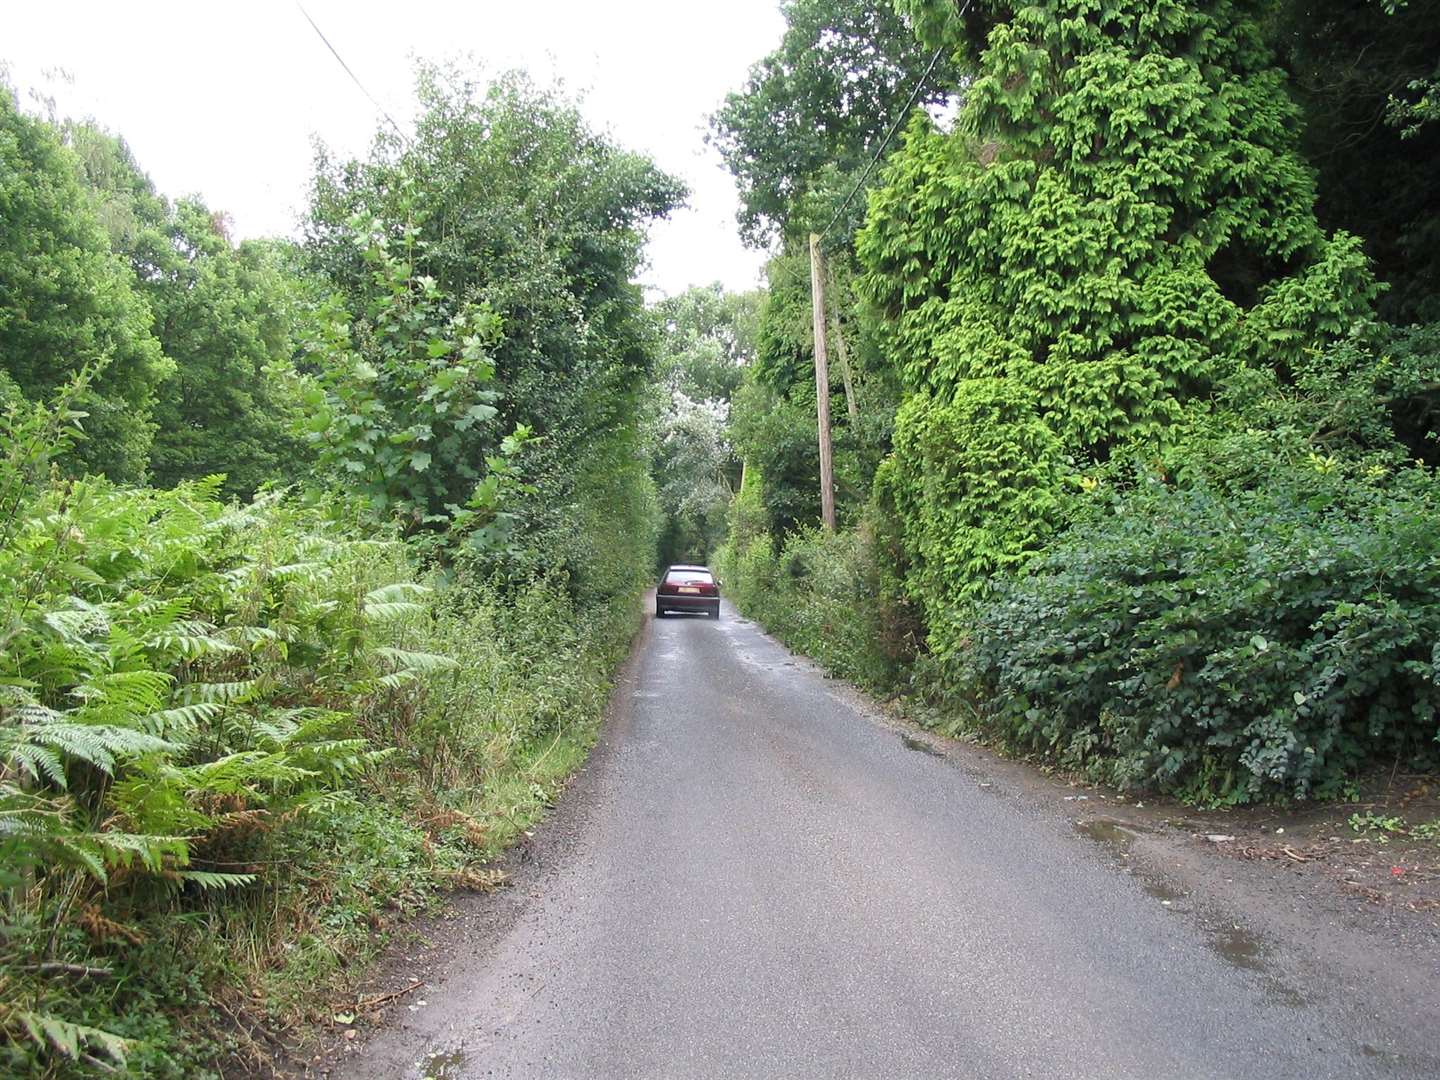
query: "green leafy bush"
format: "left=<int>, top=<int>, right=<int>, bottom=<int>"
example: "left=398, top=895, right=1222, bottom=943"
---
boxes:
left=0, top=89, right=170, bottom=483
left=945, top=458, right=1440, bottom=804
left=716, top=523, right=918, bottom=692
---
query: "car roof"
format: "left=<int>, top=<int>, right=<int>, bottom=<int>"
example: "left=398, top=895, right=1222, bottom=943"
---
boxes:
left=665, top=564, right=712, bottom=572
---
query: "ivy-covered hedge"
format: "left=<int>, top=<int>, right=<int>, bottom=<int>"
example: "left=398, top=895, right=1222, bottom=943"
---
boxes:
left=859, top=0, right=1379, bottom=642
left=943, top=460, right=1440, bottom=805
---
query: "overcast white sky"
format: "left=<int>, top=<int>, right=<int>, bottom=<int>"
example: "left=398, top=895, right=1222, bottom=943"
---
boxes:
left=2, top=0, right=783, bottom=298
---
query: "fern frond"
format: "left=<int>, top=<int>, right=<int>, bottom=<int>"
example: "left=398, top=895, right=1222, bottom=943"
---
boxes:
left=179, top=679, right=260, bottom=705
left=20, top=723, right=174, bottom=778
left=179, top=750, right=318, bottom=792
left=146, top=629, right=237, bottom=662
left=374, top=646, right=457, bottom=673
left=139, top=702, right=223, bottom=737
left=60, top=830, right=190, bottom=878
left=11, top=1009, right=130, bottom=1068
left=8, top=742, right=66, bottom=786
left=362, top=601, right=426, bottom=623
left=175, top=869, right=258, bottom=890
left=40, top=600, right=109, bottom=642
left=71, top=668, right=172, bottom=718
left=364, top=582, right=430, bottom=606
left=249, top=708, right=345, bottom=746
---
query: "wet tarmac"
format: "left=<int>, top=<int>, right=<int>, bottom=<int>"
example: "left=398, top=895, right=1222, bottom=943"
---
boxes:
left=340, top=601, right=1440, bottom=1079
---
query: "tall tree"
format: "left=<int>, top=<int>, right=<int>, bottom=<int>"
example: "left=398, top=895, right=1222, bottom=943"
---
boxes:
left=709, top=0, right=963, bottom=247
left=0, top=91, right=168, bottom=482
left=654, top=284, right=760, bottom=402
left=306, top=66, right=683, bottom=596
left=65, top=124, right=313, bottom=498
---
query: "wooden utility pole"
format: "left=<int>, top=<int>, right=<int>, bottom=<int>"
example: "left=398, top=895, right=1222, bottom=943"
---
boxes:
left=808, top=232, right=837, bottom=532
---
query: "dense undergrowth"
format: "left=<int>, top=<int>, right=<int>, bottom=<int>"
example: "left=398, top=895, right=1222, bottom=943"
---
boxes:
left=723, top=331, right=1440, bottom=807
left=715, top=525, right=914, bottom=695
left=0, top=390, right=643, bottom=1076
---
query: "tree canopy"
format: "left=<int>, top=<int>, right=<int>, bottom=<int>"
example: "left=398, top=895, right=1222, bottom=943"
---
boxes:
left=0, top=90, right=169, bottom=482
left=66, top=123, right=312, bottom=497
left=709, top=0, right=962, bottom=246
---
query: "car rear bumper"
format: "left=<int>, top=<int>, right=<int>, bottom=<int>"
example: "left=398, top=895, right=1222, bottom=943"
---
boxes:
left=656, top=594, right=720, bottom=616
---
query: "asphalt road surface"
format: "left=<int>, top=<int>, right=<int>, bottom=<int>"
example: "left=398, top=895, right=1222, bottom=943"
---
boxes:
left=343, top=603, right=1440, bottom=1079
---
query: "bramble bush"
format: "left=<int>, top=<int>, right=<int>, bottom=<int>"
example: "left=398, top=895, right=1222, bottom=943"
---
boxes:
left=940, top=449, right=1440, bottom=804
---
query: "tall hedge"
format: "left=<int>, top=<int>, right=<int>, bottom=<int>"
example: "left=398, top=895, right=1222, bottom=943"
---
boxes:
left=858, top=0, right=1379, bottom=649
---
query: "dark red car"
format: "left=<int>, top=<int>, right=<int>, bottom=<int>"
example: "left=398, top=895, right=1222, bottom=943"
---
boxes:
left=655, top=564, right=721, bottom=620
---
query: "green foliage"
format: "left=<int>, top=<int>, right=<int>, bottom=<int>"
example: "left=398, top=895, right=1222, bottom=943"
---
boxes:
left=0, top=59, right=674, bottom=1076
left=726, top=243, right=903, bottom=545
left=709, top=0, right=962, bottom=246
left=944, top=455, right=1440, bottom=804
left=649, top=284, right=758, bottom=566
left=306, top=66, right=680, bottom=595
left=715, top=522, right=916, bottom=692
left=858, top=0, right=1380, bottom=644
left=886, top=381, right=1069, bottom=649
left=66, top=122, right=314, bottom=498
left=653, top=393, right=734, bottom=566
left=0, top=89, right=170, bottom=481
left=0, top=380, right=644, bottom=1074
left=923, top=323, right=1440, bottom=804
left=654, top=283, right=760, bottom=403
left=728, top=379, right=824, bottom=537
left=298, top=210, right=523, bottom=541
left=712, top=1, right=1439, bottom=814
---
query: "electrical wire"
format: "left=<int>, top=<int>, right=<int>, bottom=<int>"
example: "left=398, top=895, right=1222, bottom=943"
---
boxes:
left=818, top=0, right=973, bottom=242
left=295, top=2, right=409, bottom=144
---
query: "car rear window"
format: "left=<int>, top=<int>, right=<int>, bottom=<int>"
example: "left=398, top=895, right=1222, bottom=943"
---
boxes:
left=664, top=569, right=714, bottom=586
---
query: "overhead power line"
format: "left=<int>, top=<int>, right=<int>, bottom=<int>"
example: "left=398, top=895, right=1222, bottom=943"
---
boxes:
left=295, top=2, right=409, bottom=144
left=818, top=0, right=973, bottom=242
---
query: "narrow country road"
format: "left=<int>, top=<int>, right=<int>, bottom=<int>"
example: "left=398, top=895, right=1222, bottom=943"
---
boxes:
left=341, top=603, right=1440, bottom=1079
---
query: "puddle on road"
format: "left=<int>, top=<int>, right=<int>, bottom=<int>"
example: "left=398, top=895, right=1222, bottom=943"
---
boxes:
left=1140, top=878, right=1185, bottom=903
left=1074, top=818, right=1148, bottom=848
left=421, top=1049, right=467, bottom=1080
left=1075, top=820, right=1309, bottom=1008
left=1204, top=924, right=1305, bottom=1006
left=1210, top=925, right=1264, bottom=971
left=900, top=734, right=946, bottom=758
